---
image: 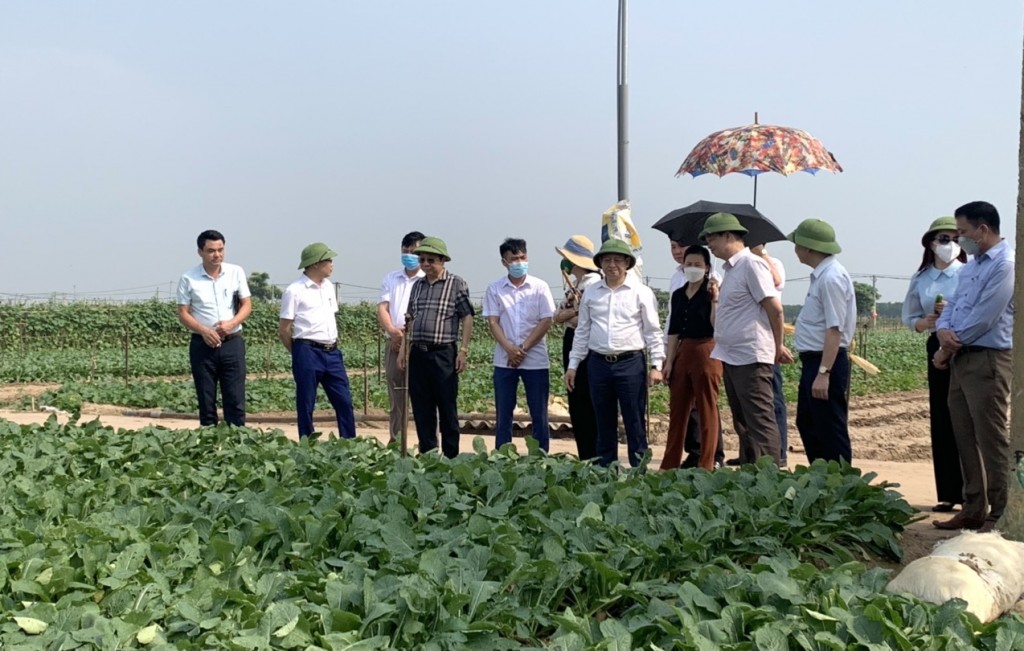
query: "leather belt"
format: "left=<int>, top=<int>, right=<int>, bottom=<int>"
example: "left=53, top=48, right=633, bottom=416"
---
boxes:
left=595, top=349, right=642, bottom=363
left=960, top=345, right=1000, bottom=354
left=294, top=338, right=338, bottom=352
left=193, top=332, right=240, bottom=343
left=413, top=342, right=456, bottom=352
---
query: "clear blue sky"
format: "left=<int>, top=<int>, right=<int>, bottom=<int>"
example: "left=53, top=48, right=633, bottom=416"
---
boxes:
left=1, top=1, right=1021, bottom=305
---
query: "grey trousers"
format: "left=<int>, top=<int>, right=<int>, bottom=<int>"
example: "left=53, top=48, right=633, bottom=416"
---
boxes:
left=948, top=348, right=1011, bottom=521
left=384, top=342, right=406, bottom=442
left=722, top=362, right=781, bottom=464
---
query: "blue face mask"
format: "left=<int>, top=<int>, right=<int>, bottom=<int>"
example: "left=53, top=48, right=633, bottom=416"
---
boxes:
left=401, top=253, right=420, bottom=271
left=508, top=261, right=528, bottom=278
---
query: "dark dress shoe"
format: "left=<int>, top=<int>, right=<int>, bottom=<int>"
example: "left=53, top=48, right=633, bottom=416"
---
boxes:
left=725, top=457, right=742, bottom=467
left=932, top=513, right=985, bottom=530
left=931, top=502, right=960, bottom=513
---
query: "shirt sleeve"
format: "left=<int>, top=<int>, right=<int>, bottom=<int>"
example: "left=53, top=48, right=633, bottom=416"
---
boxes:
left=568, top=291, right=592, bottom=370
left=667, top=289, right=683, bottom=336
left=640, top=286, right=666, bottom=366
left=482, top=281, right=500, bottom=318
left=279, top=286, right=297, bottom=320
left=747, top=257, right=780, bottom=303
left=176, top=275, right=191, bottom=306
left=901, top=272, right=924, bottom=330
left=538, top=282, right=556, bottom=319
left=455, top=278, right=475, bottom=319
left=236, top=267, right=252, bottom=299
left=771, top=256, right=786, bottom=291
left=378, top=273, right=392, bottom=305
left=820, top=275, right=854, bottom=334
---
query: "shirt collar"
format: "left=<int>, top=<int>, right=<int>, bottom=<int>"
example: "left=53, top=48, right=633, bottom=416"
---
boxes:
left=501, top=274, right=533, bottom=289
left=927, top=260, right=962, bottom=279
left=810, top=255, right=837, bottom=279
left=724, top=247, right=750, bottom=269
left=425, top=269, right=449, bottom=285
left=979, top=239, right=1010, bottom=261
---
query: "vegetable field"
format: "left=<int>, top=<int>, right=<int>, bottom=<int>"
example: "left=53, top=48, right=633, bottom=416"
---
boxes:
left=2, top=418, right=1022, bottom=649
left=0, top=301, right=928, bottom=415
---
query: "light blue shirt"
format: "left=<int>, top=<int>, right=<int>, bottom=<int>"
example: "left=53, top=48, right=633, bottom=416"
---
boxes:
left=936, top=240, right=1014, bottom=349
left=901, top=262, right=963, bottom=331
left=176, top=262, right=251, bottom=333
left=793, top=256, right=857, bottom=352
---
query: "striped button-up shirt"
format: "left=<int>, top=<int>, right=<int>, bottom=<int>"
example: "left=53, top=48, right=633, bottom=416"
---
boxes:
left=407, top=270, right=475, bottom=345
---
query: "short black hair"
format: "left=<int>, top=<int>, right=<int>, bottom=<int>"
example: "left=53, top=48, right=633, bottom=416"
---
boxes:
left=954, top=201, right=1000, bottom=234
left=499, top=238, right=527, bottom=258
left=197, top=230, right=225, bottom=250
left=682, top=245, right=712, bottom=269
left=401, top=231, right=426, bottom=248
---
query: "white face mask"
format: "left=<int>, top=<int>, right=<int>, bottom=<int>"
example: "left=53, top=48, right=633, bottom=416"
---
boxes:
left=934, top=242, right=961, bottom=264
left=683, top=266, right=706, bottom=284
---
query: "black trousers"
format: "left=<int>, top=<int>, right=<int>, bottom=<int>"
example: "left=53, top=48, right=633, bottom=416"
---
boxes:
left=408, top=343, right=461, bottom=458
left=926, top=333, right=964, bottom=504
left=796, top=349, right=851, bottom=463
left=562, top=328, right=598, bottom=460
left=682, top=407, right=726, bottom=467
left=189, top=334, right=246, bottom=426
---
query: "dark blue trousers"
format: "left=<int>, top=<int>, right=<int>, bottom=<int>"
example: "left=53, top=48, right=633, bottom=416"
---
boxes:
left=408, top=343, right=461, bottom=458
left=493, top=367, right=550, bottom=451
left=189, top=334, right=247, bottom=426
left=291, top=341, right=356, bottom=439
left=796, top=349, right=851, bottom=463
left=587, top=351, right=647, bottom=467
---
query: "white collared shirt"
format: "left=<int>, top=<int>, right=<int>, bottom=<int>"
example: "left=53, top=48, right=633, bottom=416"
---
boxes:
left=794, top=256, right=857, bottom=352
left=711, top=247, right=779, bottom=365
left=483, top=274, right=556, bottom=369
left=568, top=276, right=665, bottom=370
left=379, top=267, right=425, bottom=330
left=280, top=275, right=339, bottom=343
left=176, top=262, right=251, bottom=333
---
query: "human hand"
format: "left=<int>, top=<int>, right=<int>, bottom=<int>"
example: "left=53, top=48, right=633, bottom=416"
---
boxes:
left=648, top=368, right=663, bottom=387
left=916, top=314, right=937, bottom=332
left=708, top=279, right=720, bottom=301
left=456, top=350, right=468, bottom=373
left=564, top=369, right=576, bottom=392
left=936, top=328, right=962, bottom=352
left=776, top=344, right=794, bottom=364
left=811, top=372, right=829, bottom=400
left=932, top=347, right=952, bottom=370
left=661, top=361, right=673, bottom=383
left=202, top=327, right=223, bottom=348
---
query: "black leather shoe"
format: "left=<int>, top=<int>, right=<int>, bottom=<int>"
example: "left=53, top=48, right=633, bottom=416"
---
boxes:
left=933, top=514, right=985, bottom=530
left=725, top=457, right=741, bottom=467
left=931, top=502, right=959, bottom=513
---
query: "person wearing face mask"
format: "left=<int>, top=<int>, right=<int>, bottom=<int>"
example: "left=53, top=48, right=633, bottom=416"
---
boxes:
left=484, top=238, right=556, bottom=452
left=665, top=238, right=724, bottom=469
left=932, top=201, right=1014, bottom=533
left=901, top=217, right=967, bottom=514
left=377, top=231, right=427, bottom=443
left=660, top=246, right=725, bottom=470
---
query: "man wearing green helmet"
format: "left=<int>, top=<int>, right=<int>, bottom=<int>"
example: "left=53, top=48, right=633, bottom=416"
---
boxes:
left=278, top=242, right=357, bottom=439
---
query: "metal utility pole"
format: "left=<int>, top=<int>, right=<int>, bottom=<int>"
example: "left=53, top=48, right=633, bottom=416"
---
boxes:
left=617, top=0, right=629, bottom=201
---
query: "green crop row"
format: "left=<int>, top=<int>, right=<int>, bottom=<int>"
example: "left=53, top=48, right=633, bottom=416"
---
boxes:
left=5, top=418, right=1019, bottom=649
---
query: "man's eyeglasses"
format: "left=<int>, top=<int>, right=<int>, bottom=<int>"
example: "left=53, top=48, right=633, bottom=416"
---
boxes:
left=934, top=235, right=959, bottom=244
left=418, top=256, right=441, bottom=265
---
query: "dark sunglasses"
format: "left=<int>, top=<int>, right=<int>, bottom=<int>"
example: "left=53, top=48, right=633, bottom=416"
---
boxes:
left=418, top=256, right=441, bottom=265
left=933, top=235, right=959, bottom=244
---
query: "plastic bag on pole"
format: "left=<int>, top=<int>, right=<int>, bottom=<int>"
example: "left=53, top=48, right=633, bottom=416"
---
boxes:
left=601, top=200, right=644, bottom=282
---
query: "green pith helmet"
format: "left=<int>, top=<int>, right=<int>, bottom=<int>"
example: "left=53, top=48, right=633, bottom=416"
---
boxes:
left=787, top=218, right=841, bottom=255
left=298, top=242, right=338, bottom=269
left=699, top=212, right=748, bottom=240
left=925, top=216, right=957, bottom=238
left=414, top=236, right=451, bottom=261
left=592, top=238, right=636, bottom=269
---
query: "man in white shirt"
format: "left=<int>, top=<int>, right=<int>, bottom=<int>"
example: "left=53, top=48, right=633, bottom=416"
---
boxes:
left=565, top=239, right=665, bottom=467
left=484, top=238, right=556, bottom=452
left=701, top=213, right=791, bottom=465
left=176, top=229, right=252, bottom=427
left=789, top=219, right=857, bottom=463
left=278, top=242, right=356, bottom=439
left=377, top=231, right=426, bottom=442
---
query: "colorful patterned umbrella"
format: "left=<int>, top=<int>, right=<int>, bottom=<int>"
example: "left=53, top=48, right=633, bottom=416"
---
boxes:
left=676, top=116, right=842, bottom=205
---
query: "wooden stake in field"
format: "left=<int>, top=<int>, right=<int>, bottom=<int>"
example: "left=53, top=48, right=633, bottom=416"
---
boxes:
left=399, top=312, right=415, bottom=458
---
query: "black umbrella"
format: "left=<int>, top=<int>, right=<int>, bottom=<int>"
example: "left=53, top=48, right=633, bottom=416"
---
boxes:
left=651, top=200, right=786, bottom=247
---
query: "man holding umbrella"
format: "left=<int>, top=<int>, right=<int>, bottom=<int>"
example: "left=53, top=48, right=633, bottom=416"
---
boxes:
left=701, top=213, right=791, bottom=465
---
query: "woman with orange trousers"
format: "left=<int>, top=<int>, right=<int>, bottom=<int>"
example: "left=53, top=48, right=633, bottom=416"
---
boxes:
left=660, top=246, right=723, bottom=470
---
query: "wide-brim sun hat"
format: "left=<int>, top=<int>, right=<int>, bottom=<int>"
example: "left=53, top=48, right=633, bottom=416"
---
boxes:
left=592, top=238, right=636, bottom=270
left=698, top=212, right=749, bottom=241
left=414, top=236, right=451, bottom=261
left=298, top=242, right=338, bottom=269
left=555, top=235, right=599, bottom=271
left=787, top=218, right=842, bottom=255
